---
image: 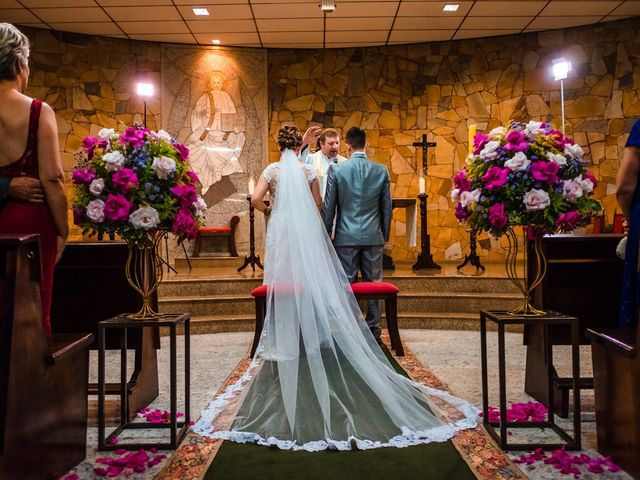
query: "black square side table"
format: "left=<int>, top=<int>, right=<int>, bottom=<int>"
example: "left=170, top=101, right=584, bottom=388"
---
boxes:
left=480, top=310, right=581, bottom=451
left=98, top=313, right=190, bottom=451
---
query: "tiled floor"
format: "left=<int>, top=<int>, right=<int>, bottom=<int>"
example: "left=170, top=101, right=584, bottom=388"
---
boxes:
left=65, top=329, right=631, bottom=480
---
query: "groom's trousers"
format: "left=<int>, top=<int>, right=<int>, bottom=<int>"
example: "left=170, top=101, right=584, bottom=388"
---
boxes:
left=335, top=245, right=383, bottom=338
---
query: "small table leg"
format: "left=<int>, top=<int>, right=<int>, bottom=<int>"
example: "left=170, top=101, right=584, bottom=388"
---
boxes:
left=498, top=323, right=507, bottom=448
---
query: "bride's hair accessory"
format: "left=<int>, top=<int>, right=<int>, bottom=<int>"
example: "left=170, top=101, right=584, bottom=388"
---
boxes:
left=277, top=125, right=302, bottom=151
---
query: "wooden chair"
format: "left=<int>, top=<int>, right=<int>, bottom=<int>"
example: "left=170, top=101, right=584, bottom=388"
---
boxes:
left=586, top=326, right=639, bottom=479
left=0, top=235, right=93, bottom=480
left=249, top=281, right=403, bottom=358
left=192, top=216, right=240, bottom=257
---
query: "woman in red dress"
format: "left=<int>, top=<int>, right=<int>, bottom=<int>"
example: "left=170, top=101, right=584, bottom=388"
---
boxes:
left=0, top=23, right=69, bottom=335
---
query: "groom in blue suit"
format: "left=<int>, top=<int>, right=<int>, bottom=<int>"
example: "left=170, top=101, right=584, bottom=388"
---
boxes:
left=322, top=127, right=392, bottom=342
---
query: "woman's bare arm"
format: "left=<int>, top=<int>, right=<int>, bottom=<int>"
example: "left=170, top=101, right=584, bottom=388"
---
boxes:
left=37, top=102, right=68, bottom=260
left=310, top=178, right=322, bottom=208
left=616, top=146, right=640, bottom=222
left=251, top=175, right=270, bottom=213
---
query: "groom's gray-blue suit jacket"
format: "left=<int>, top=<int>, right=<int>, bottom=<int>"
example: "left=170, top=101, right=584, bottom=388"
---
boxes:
left=322, top=152, right=392, bottom=247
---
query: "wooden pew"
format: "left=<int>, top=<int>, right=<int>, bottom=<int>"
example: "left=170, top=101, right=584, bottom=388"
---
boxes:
left=51, top=241, right=160, bottom=421
left=525, top=234, right=624, bottom=417
left=0, top=235, right=93, bottom=480
left=586, top=327, right=639, bottom=478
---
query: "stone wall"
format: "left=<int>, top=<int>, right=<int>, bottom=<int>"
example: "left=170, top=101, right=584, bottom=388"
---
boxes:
left=20, top=17, right=640, bottom=263
left=268, top=17, right=640, bottom=262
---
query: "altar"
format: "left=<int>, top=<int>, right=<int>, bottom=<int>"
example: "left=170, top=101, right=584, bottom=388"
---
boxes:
left=384, top=198, right=417, bottom=270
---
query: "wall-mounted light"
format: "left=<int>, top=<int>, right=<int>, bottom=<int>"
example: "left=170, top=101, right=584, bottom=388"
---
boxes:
left=211, top=39, right=221, bottom=45
left=320, top=0, right=335, bottom=13
left=192, top=7, right=209, bottom=16
left=443, top=4, right=459, bottom=12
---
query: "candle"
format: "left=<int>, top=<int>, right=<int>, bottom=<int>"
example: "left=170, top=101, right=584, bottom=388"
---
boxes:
left=468, top=124, right=477, bottom=155
left=248, top=177, right=255, bottom=196
left=419, top=176, right=426, bottom=195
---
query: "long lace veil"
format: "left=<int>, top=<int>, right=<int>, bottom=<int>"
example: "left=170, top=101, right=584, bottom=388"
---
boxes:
left=194, top=149, right=477, bottom=450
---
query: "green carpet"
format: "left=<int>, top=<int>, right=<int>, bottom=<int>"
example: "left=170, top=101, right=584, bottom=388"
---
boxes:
left=205, top=348, right=475, bottom=480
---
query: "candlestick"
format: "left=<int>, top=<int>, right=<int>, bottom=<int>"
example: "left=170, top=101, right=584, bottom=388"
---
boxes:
left=248, top=177, right=255, bottom=196
left=468, top=124, right=477, bottom=155
left=412, top=193, right=441, bottom=271
left=418, top=176, right=426, bottom=195
left=237, top=195, right=264, bottom=273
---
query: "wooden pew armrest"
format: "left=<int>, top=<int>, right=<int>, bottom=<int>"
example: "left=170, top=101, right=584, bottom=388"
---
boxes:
left=46, top=333, right=94, bottom=365
left=586, top=328, right=637, bottom=358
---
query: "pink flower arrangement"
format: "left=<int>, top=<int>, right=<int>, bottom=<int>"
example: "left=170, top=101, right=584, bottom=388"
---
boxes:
left=72, top=126, right=206, bottom=244
left=452, top=121, right=601, bottom=237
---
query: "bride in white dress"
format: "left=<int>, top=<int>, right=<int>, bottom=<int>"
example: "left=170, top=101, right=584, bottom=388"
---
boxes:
left=194, top=126, right=477, bottom=451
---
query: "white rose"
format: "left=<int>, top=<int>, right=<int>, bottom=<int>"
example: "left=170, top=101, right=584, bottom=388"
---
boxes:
left=103, top=151, right=125, bottom=172
left=546, top=152, right=567, bottom=166
left=97, top=128, right=116, bottom=140
left=86, top=199, right=105, bottom=223
left=129, top=206, right=161, bottom=230
left=450, top=188, right=461, bottom=203
left=193, top=196, right=207, bottom=219
left=524, top=121, right=545, bottom=138
left=460, top=188, right=481, bottom=207
left=523, top=189, right=551, bottom=211
left=465, top=153, right=475, bottom=165
left=489, top=126, right=506, bottom=136
left=480, top=140, right=501, bottom=160
left=157, top=129, right=173, bottom=142
left=564, top=143, right=583, bottom=160
left=152, top=155, right=176, bottom=180
left=504, top=151, right=531, bottom=171
left=577, top=175, right=594, bottom=193
left=563, top=179, right=584, bottom=203
left=89, top=178, right=105, bottom=196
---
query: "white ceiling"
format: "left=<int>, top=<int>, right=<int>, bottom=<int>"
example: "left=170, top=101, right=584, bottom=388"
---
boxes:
left=0, top=0, right=638, bottom=49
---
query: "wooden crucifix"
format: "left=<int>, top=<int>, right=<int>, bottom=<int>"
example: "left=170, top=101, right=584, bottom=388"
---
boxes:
left=412, top=134, right=441, bottom=270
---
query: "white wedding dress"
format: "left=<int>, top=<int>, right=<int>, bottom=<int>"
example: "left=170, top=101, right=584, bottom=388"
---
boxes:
left=193, top=149, right=478, bottom=451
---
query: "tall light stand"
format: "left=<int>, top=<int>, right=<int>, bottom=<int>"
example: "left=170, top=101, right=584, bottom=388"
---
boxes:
left=238, top=195, right=264, bottom=272
left=412, top=134, right=441, bottom=270
left=552, top=59, right=571, bottom=135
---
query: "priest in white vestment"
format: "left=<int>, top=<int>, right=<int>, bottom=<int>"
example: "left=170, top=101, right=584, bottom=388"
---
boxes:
left=301, top=128, right=348, bottom=197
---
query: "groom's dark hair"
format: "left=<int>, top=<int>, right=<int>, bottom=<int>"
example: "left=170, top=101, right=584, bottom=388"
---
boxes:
left=345, top=127, right=366, bottom=149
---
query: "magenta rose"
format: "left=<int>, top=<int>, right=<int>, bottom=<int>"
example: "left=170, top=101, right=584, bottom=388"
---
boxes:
left=103, top=194, right=133, bottom=222
left=186, top=171, right=200, bottom=184
left=531, top=161, right=559, bottom=185
left=454, top=203, right=469, bottom=220
left=171, top=184, right=198, bottom=209
left=453, top=171, right=472, bottom=192
left=584, top=170, right=598, bottom=189
left=82, top=136, right=97, bottom=152
left=172, top=208, right=197, bottom=240
left=119, top=127, right=145, bottom=149
left=472, top=133, right=491, bottom=155
left=173, top=143, right=189, bottom=161
left=503, top=130, right=528, bottom=153
left=481, top=166, right=509, bottom=190
left=112, top=167, right=139, bottom=193
left=71, top=167, right=96, bottom=185
left=488, top=203, right=508, bottom=230
left=556, top=211, right=581, bottom=230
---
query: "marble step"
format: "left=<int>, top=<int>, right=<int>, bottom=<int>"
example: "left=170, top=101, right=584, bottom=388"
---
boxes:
left=159, top=290, right=523, bottom=316
left=158, top=275, right=521, bottom=297
left=174, top=256, right=246, bottom=270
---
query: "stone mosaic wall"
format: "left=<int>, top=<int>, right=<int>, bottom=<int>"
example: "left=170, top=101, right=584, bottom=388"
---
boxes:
left=268, top=17, right=640, bottom=262
left=20, top=17, right=640, bottom=263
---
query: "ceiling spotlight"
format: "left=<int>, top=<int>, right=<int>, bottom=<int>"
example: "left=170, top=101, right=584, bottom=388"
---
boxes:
left=212, top=39, right=221, bottom=45
left=192, top=7, right=209, bottom=16
left=443, top=4, right=459, bottom=12
left=136, top=82, right=154, bottom=97
left=320, top=0, right=335, bottom=13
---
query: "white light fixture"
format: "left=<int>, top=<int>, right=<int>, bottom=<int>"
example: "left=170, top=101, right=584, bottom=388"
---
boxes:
left=212, top=39, right=221, bottom=45
left=552, top=58, right=571, bottom=81
left=443, top=4, right=459, bottom=12
left=551, top=58, right=572, bottom=134
left=136, top=82, right=154, bottom=97
left=320, top=0, right=335, bottom=13
left=193, top=7, right=209, bottom=16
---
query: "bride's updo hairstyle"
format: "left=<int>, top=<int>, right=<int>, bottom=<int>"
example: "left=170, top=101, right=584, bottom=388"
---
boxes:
left=277, top=125, right=302, bottom=152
